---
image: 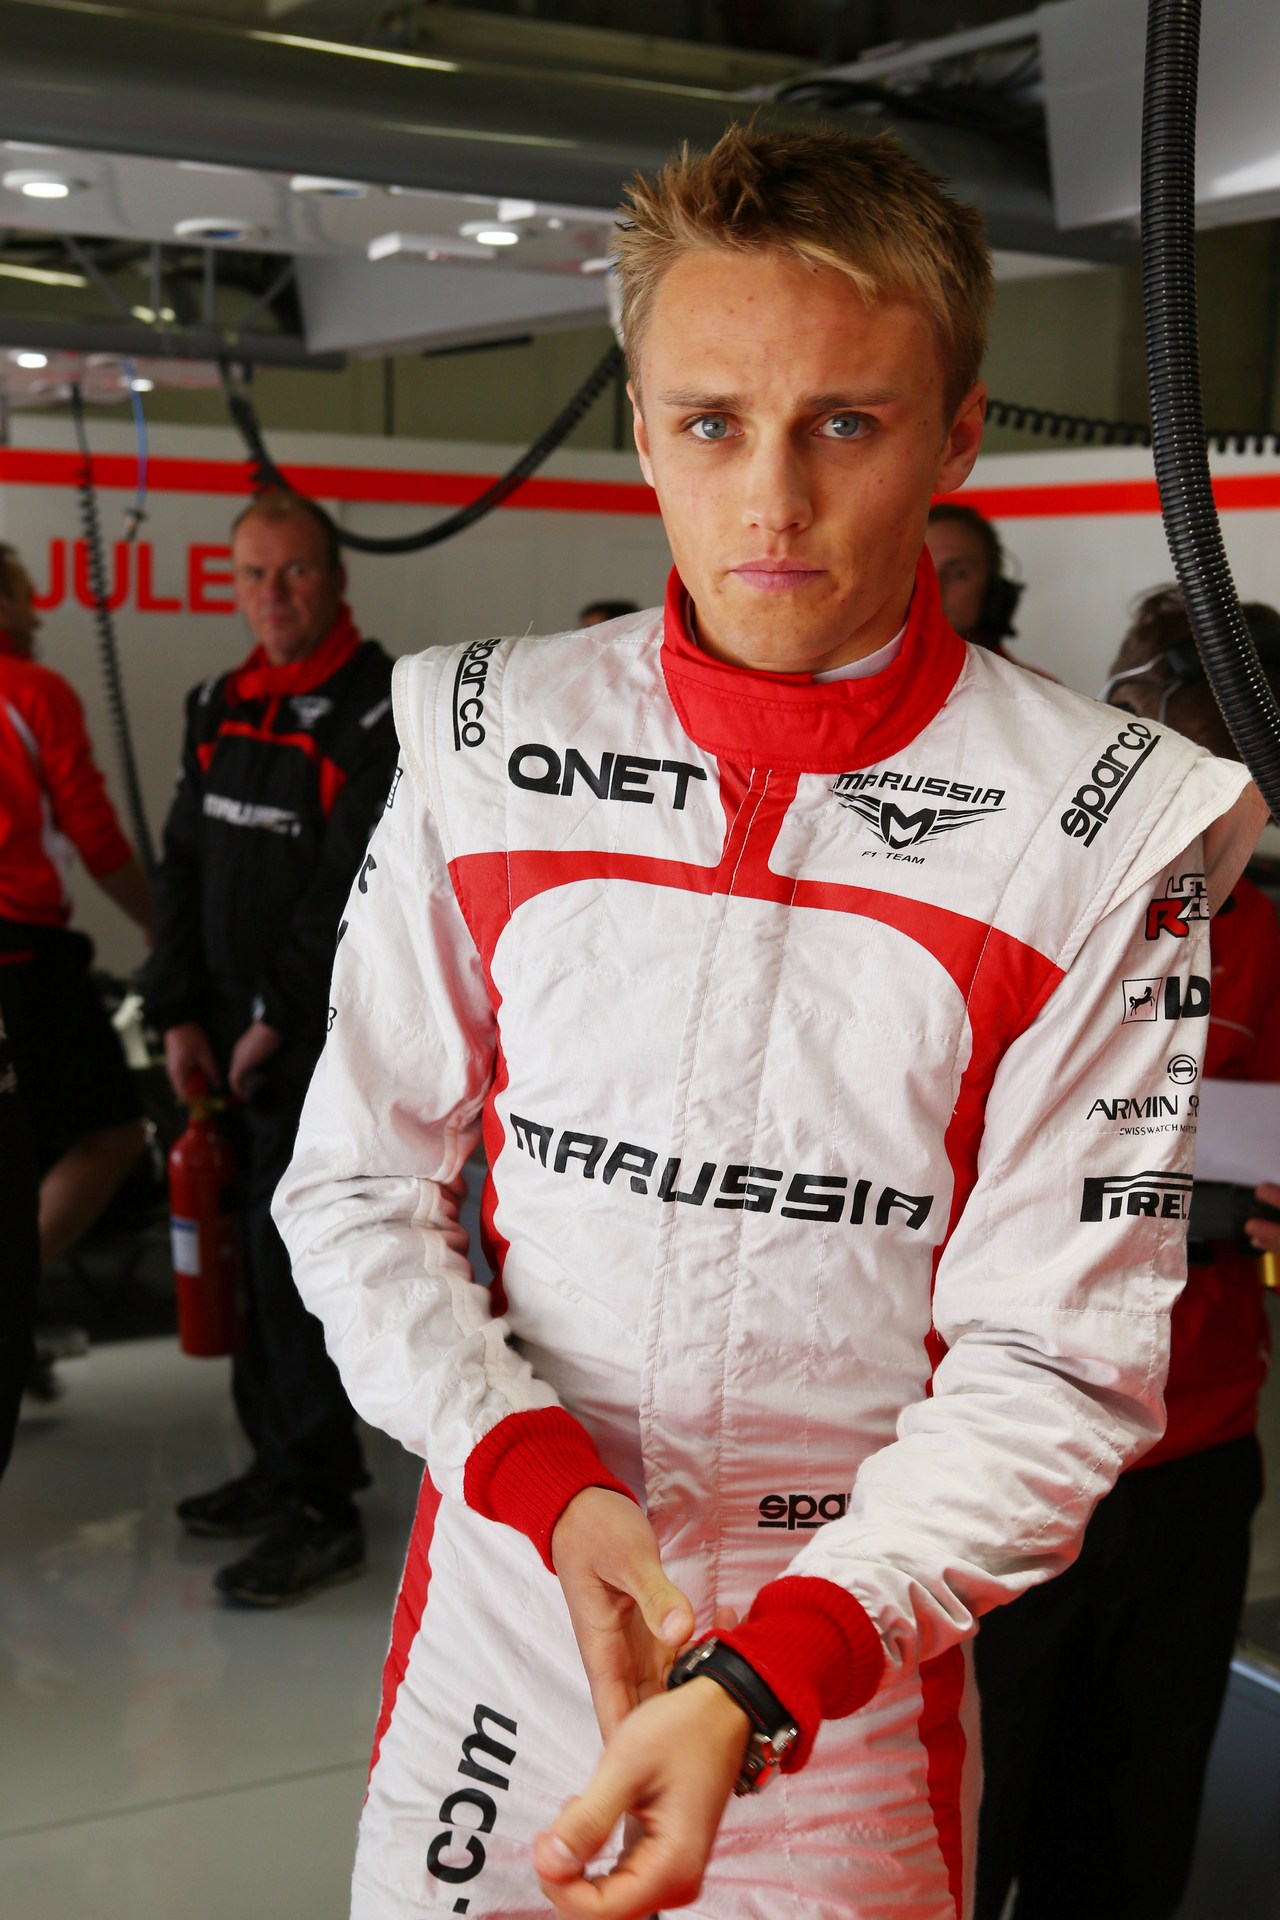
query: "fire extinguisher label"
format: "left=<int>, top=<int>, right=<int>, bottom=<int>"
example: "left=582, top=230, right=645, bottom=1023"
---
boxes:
left=171, top=1217, right=200, bottom=1277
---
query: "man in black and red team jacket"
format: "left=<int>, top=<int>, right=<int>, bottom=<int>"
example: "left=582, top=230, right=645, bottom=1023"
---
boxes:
left=145, top=489, right=397, bottom=1605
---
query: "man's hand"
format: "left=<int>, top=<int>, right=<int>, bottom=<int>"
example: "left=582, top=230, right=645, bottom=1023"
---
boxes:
left=228, top=1019, right=284, bottom=1100
left=534, top=1677, right=749, bottom=1918
left=1246, top=1181, right=1280, bottom=1252
left=551, top=1488, right=695, bottom=1741
left=164, top=1023, right=221, bottom=1101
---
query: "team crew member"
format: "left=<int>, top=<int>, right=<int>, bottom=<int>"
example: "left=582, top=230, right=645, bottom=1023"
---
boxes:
left=925, top=501, right=1035, bottom=664
left=146, top=491, right=396, bottom=1607
left=973, top=590, right=1280, bottom=1920
left=275, top=129, right=1263, bottom=1918
left=0, top=541, right=150, bottom=1273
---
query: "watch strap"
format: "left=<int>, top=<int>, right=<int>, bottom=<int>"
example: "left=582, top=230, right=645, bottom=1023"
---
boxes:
left=666, top=1636, right=799, bottom=1794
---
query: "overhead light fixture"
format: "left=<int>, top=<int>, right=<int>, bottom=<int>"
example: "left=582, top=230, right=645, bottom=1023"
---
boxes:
left=12, top=351, right=48, bottom=370
left=291, top=175, right=368, bottom=199
left=129, top=375, right=155, bottom=393
left=497, top=199, right=537, bottom=223
left=368, top=232, right=496, bottom=263
left=0, top=261, right=87, bottom=289
left=460, top=220, right=520, bottom=246
left=174, top=216, right=259, bottom=243
left=2, top=169, right=82, bottom=201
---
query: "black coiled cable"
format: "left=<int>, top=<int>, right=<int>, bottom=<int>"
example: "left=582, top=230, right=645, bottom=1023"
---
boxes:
left=1142, top=0, right=1280, bottom=814
left=70, top=386, right=157, bottom=878
left=222, top=341, right=624, bottom=555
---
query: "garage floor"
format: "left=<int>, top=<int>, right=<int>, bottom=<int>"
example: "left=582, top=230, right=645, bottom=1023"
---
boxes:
left=0, top=1339, right=422, bottom=1920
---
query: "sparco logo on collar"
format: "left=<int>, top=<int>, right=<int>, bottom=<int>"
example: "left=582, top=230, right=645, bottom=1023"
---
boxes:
left=1060, top=720, right=1157, bottom=845
left=1079, top=1170, right=1193, bottom=1221
left=832, top=769, right=1005, bottom=850
left=452, top=636, right=501, bottom=750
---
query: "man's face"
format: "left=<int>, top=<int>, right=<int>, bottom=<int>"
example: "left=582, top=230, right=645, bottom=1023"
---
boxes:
left=925, top=515, right=991, bottom=640
left=0, top=563, right=41, bottom=656
left=232, top=510, right=344, bottom=667
left=631, top=247, right=985, bottom=675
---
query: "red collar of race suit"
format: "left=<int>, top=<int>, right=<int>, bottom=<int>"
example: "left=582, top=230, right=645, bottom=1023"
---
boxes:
left=659, top=549, right=967, bottom=773
left=226, top=602, right=362, bottom=705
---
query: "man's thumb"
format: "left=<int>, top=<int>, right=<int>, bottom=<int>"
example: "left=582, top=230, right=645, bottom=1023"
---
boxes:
left=637, top=1574, right=694, bottom=1649
left=535, top=1792, right=613, bottom=1885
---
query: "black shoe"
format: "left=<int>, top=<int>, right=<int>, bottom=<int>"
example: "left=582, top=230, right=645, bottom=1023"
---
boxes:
left=176, top=1469, right=289, bottom=1539
left=213, top=1507, right=365, bottom=1607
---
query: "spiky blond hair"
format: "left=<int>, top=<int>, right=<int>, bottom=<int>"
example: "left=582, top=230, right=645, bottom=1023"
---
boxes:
left=614, top=122, right=992, bottom=412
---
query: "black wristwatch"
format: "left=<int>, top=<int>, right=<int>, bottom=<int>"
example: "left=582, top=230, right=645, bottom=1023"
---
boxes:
left=666, top=1637, right=799, bottom=1796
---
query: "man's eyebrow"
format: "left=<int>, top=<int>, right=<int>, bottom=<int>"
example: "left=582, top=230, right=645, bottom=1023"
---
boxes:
left=655, top=390, right=743, bottom=410
left=653, top=388, right=903, bottom=411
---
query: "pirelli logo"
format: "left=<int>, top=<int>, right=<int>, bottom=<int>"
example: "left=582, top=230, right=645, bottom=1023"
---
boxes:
left=1079, top=1170, right=1193, bottom=1222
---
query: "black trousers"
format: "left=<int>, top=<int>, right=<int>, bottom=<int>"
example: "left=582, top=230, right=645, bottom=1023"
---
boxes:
left=973, top=1434, right=1262, bottom=1920
left=0, top=1012, right=40, bottom=1483
left=210, top=1016, right=368, bottom=1516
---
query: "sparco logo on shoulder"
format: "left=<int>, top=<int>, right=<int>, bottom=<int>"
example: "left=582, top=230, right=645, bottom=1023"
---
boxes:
left=1060, top=720, right=1157, bottom=846
left=832, top=768, right=1004, bottom=851
left=452, top=637, right=501, bottom=750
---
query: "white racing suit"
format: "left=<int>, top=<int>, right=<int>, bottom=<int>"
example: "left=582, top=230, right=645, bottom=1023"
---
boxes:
left=275, top=556, right=1260, bottom=1919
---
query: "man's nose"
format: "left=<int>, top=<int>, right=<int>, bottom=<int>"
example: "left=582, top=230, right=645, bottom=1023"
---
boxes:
left=740, top=434, right=813, bottom=536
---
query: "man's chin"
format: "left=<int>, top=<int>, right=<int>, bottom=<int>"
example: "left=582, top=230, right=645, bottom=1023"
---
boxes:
left=696, top=580, right=852, bottom=673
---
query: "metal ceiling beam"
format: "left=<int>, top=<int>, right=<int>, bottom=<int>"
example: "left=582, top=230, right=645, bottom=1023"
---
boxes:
left=0, top=0, right=1129, bottom=262
left=0, top=313, right=344, bottom=367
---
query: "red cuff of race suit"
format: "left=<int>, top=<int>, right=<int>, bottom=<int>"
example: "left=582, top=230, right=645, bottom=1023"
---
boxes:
left=717, top=1575, right=886, bottom=1771
left=462, top=1406, right=639, bottom=1570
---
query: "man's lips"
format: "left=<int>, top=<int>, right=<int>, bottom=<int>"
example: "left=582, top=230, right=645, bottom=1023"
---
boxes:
left=730, top=561, right=826, bottom=594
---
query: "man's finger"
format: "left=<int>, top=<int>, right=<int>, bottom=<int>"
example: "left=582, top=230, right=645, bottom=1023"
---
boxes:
left=631, top=1573, right=694, bottom=1651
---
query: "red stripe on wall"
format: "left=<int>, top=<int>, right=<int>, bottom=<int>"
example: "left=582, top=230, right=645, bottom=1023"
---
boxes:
left=0, top=447, right=662, bottom=517
left=6, top=445, right=1280, bottom=519
left=940, top=474, right=1280, bottom=517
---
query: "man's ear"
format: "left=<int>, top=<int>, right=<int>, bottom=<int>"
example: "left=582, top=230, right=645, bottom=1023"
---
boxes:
left=629, top=382, right=655, bottom=489
left=934, top=383, right=986, bottom=497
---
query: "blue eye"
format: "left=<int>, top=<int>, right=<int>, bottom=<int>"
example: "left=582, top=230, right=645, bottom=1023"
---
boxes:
left=822, top=414, right=866, bottom=439
left=689, top=416, right=731, bottom=441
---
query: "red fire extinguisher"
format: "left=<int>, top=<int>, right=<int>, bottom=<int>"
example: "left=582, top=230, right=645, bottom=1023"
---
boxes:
left=168, top=1070, right=246, bottom=1357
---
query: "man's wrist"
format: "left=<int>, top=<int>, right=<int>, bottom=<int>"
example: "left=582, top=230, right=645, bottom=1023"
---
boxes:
left=667, top=1642, right=797, bottom=1794
left=463, top=1407, right=638, bottom=1570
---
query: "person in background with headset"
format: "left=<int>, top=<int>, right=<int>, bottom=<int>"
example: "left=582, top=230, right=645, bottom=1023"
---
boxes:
left=973, top=585, right=1280, bottom=1920
left=926, top=501, right=1029, bottom=659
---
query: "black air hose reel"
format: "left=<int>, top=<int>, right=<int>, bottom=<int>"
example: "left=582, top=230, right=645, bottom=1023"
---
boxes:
left=1142, top=0, right=1280, bottom=816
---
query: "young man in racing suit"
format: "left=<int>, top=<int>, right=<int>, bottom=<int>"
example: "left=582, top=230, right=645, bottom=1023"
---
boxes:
left=274, top=127, right=1264, bottom=1919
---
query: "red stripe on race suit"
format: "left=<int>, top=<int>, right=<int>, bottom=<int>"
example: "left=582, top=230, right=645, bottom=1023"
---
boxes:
left=918, top=1644, right=969, bottom=1918
left=368, top=1468, right=442, bottom=1791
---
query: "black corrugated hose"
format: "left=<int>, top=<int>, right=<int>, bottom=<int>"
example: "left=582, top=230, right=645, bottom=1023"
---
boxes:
left=221, top=341, right=624, bottom=555
left=1142, top=0, right=1280, bottom=814
left=70, top=385, right=157, bottom=878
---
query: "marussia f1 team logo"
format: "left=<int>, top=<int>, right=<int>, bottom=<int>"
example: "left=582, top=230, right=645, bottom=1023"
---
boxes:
left=832, top=770, right=1005, bottom=851
left=835, top=793, right=1001, bottom=850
